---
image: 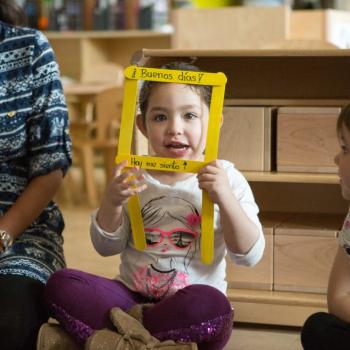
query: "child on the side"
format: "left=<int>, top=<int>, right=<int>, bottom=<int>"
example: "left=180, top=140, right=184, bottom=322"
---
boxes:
left=301, top=104, right=350, bottom=350
left=43, top=61, right=265, bottom=350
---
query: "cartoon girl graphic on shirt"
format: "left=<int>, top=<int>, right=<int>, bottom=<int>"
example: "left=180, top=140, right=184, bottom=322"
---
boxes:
left=132, top=195, right=201, bottom=299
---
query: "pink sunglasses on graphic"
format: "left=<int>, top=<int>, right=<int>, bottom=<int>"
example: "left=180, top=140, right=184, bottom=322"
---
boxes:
left=145, top=227, right=198, bottom=250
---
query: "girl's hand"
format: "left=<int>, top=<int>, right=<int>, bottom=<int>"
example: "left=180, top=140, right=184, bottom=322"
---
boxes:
left=197, top=160, right=231, bottom=205
left=102, top=160, right=147, bottom=208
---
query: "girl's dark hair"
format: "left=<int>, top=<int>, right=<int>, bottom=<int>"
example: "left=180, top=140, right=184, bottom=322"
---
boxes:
left=138, top=61, right=212, bottom=118
left=0, top=0, right=26, bottom=26
left=337, top=104, right=350, bottom=135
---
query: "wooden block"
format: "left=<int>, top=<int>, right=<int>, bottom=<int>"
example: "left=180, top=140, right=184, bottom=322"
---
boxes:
left=277, top=107, right=341, bottom=173
left=170, top=6, right=288, bottom=50
left=226, top=212, right=291, bottom=291
left=290, top=10, right=326, bottom=42
left=290, top=9, right=350, bottom=49
left=274, top=213, right=343, bottom=293
left=219, top=107, right=274, bottom=171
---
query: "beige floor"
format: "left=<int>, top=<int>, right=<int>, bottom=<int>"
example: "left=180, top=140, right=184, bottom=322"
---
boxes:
left=58, top=168, right=304, bottom=350
left=224, top=324, right=302, bottom=350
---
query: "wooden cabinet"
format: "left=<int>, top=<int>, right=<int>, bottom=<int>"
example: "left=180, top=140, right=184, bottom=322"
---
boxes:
left=46, top=26, right=350, bottom=327
left=136, top=48, right=350, bottom=326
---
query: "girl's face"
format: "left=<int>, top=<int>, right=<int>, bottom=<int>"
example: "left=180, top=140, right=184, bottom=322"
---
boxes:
left=138, top=83, right=209, bottom=161
left=335, top=122, right=350, bottom=200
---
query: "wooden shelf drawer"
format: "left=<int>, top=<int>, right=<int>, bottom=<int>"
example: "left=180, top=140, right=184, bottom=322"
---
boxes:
left=226, top=212, right=291, bottom=291
left=274, top=213, right=343, bottom=293
left=219, top=106, right=275, bottom=171
left=277, top=107, right=341, bottom=174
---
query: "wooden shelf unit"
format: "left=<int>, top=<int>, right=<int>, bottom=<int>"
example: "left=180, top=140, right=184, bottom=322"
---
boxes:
left=46, top=24, right=350, bottom=325
left=45, top=8, right=350, bottom=326
left=135, top=48, right=350, bottom=326
left=45, top=7, right=350, bottom=81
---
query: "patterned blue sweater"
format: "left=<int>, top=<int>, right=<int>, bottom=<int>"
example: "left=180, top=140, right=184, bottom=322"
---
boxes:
left=0, top=21, right=72, bottom=283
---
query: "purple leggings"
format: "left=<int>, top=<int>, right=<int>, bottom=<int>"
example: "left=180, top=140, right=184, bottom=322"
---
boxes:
left=45, top=268, right=233, bottom=350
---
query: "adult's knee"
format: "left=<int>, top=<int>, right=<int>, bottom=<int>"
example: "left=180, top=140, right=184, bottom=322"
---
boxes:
left=301, top=312, right=331, bottom=349
left=0, top=291, right=47, bottom=350
left=0, top=275, right=48, bottom=350
left=0, top=309, right=37, bottom=350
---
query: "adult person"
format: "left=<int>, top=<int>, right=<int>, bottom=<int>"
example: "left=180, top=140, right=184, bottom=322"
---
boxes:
left=0, top=1, right=72, bottom=349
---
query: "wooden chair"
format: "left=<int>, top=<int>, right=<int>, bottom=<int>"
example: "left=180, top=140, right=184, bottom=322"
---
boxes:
left=67, top=85, right=123, bottom=207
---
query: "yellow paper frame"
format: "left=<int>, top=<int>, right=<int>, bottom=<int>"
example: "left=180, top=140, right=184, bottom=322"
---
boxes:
left=116, top=65, right=227, bottom=264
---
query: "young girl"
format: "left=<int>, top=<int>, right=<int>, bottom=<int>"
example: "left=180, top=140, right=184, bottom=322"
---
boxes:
left=301, top=104, right=350, bottom=350
left=43, top=61, right=265, bottom=350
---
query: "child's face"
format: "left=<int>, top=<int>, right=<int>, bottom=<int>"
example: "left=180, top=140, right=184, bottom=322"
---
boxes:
left=335, top=122, right=350, bottom=200
left=139, top=83, right=209, bottom=161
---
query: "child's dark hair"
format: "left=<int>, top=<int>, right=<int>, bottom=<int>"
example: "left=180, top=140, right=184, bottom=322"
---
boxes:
left=337, top=104, right=350, bottom=135
left=138, top=61, right=212, bottom=118
left=0, top=0, right=26, bottom=26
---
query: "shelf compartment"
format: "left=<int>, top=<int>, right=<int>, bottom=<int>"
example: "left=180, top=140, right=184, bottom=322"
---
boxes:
left=243, top=171, right=339, bottom=184
left=228, top=288, right=327, bottom=326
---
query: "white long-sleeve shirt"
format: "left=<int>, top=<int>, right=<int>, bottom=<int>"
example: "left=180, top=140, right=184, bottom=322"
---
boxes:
left=91, top=160, right=265, bottom=299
